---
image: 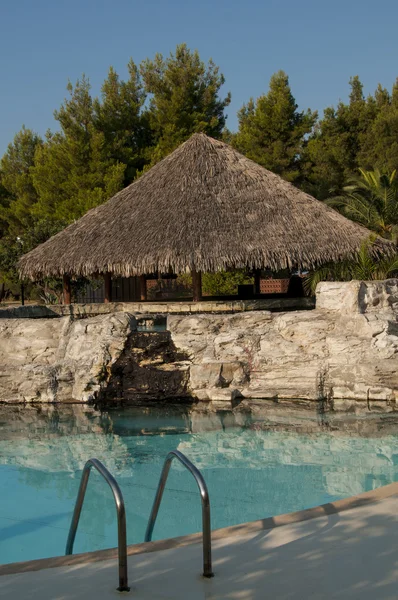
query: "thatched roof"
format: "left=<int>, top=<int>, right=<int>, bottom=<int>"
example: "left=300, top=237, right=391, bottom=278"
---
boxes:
left=19, top=133, right=394, bottom=279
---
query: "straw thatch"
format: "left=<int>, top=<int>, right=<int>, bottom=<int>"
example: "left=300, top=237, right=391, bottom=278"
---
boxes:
left=19, top=133, right=395, bottom=279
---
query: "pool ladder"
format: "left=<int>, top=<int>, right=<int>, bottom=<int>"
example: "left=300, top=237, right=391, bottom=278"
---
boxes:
left=65, top=458, right=129, bottom=591
left=65, top=450, right=213, bottom=593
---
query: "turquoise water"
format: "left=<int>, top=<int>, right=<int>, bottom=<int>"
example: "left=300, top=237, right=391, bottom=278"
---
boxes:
left=0, top=407, right=398, bottom=565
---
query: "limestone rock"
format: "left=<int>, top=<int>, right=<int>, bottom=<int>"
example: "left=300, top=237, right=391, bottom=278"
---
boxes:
left=358, top=279, right=398, bottom=313
left=316, top=281, right=362, bottom=313
left=168, top=280, right=398, bottom=407
left=0, top=312, right=135, bottom=403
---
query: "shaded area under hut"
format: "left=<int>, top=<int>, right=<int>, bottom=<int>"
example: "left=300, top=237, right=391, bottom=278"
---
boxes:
left=18, top=133, right=395, bottom=304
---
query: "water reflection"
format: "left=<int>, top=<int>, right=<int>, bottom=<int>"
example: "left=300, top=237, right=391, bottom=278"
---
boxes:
left=0, top=403, right=397, bottom=565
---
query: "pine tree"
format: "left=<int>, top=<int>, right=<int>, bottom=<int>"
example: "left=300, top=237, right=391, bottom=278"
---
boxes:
left=358, top=79, right=398, bottom=172
left=0, top=178, right=10, bottom=239
left=0, top=126, right=42, bottom=235
left=93, top=60, right=152, bottom=184
left=305, top=76, right=378, bottom=198
left=233, top=71, right=317, bottom=183
left=140, top=43, right=231, bottom=163
left=374, top=84, right=391, bottom=109
left=32, top=76, right=125, bottom=224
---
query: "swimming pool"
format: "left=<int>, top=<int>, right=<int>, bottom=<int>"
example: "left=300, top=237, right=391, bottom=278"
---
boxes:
left=0, top=405, right=397, bottom=565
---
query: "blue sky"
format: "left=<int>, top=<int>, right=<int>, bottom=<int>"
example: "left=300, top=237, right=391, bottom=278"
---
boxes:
left=1, top=0, right=398, bottom=154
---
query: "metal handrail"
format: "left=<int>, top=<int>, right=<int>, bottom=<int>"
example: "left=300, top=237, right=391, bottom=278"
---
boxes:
left=65, top=458, right=129, bottom=592
left=144, top=449, right=213, bottom=578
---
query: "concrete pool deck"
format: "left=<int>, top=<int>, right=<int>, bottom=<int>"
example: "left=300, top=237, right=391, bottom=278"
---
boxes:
left=0, top=483, right=397, bottom=599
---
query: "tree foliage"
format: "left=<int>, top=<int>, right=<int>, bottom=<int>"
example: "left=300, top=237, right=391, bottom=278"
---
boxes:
left=202, top=270, right=253, bottom=296
left=0, top=127, right=42, bottom=235
left=177, top=270, right=253, bottom=296
left=0, top=219, right=62, bottom=298
left=304, top=77, right=379, bottom=197
left=304, top=76, right=398, bottom=199
left=233, top=71, right=317, bottom=183
left=93, top=60, right=152, bottom=184
left=140, top=43, right=231, bottom=163
left=32, top=76, right=125, bottom=224
left=358, top=80, right=398, bottom=173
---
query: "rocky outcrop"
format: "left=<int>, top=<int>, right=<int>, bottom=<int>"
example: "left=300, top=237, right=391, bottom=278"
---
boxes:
left=0, top=312, right=135, bottom=403
left=168, top=280, right=398, bottom=409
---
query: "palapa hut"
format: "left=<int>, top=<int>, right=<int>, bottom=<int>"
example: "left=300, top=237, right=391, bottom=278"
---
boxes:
left=18, top=133, right=394, bottom=304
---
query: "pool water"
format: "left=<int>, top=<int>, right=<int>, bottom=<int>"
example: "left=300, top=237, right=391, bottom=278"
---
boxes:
left=0, top=406, right=397, bottom=565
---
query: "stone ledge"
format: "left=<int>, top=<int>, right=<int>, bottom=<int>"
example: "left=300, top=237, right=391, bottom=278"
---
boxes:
left=0, top=297, right=315, bottom=319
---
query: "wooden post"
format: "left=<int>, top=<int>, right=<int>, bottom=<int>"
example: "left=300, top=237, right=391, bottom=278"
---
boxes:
left=140, top=275, right=147, bottom=301
left=104, top=273, right=112, bottom=303
left=254, top=270, right=261, bottom=295
left=192, top=270, right=202, bottom=302
left=20, top=282, right=25, bottom=306
left=63, top=274, right=72, bottom=305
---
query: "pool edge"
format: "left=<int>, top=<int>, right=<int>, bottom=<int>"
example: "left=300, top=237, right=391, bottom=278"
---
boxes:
left=2, top=481, right=398, bottom=577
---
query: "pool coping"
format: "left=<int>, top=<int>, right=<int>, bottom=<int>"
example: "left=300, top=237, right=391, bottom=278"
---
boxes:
left=1, top=481, right=398, bottom=577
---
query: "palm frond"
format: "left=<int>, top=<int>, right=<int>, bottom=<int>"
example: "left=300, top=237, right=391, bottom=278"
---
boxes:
left=375, top=255, right=398, bottom=279
left=303, top=266, right=335, bottom=294
left=327, top=167, right=398, bottom=242
left=304, top=236, right=398, bottom=293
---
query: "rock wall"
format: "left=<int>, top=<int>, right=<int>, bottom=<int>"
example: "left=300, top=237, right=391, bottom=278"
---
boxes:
left=168, top=280, right=398, bottom=409
left=0, top=312, right=135, bottom=403
left=0, top=280, right=397, bottom=408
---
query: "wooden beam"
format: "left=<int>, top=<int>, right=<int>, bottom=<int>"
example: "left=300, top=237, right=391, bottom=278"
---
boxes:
left=104, top=273, right=112, bottom=303
left=140, top=275, right=147, bottom=301
left=192, top=270, right=202, bottom=302
left=254, top=270, right=261, bottom=295
left=63, top=274, right=72, bottom=305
